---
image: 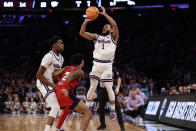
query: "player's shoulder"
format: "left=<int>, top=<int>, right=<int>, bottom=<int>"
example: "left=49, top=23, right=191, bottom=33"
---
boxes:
left=44, top=51, right=53, bottom=58
left=41, top=51, right=53, bottom=62
left=75, top=68, right=84, bottom=76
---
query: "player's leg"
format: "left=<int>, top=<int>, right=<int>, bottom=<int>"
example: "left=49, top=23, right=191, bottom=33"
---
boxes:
left=101, top=64, right=116, bottom=119
left=86, top=63, right=100, bottom=108
left=56, top=107, right=71, bottom=130
left=115, top=95, right=125, bottom=130
left=86, top=78, right=99, bottom=108
left=37, top=81, right=59, bottom=131
left=45, top=92, right=60, bottom=131
left=74, top=101, right=92, bottom=131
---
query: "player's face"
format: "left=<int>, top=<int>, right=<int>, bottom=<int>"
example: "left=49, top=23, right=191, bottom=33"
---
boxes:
left=102, top=24, right=112, bottom=34
left=56, top=40, right=64, bottom=53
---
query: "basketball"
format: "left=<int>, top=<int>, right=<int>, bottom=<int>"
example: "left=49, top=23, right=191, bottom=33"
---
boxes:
left=86, top=6, right=99, bottom=20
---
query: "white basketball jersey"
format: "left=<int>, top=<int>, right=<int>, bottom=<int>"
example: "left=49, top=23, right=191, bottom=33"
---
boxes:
left=39, top=51, right=64, bottom=83
left=93, top=33, right=116, bottom=61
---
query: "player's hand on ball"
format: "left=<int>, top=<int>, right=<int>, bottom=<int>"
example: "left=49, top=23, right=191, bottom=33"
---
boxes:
left=115, top=88, right=119, bottom=94
left=61, top=89, right=68, bottom=96
left=85, top=18, right=94, bottom=23
left=100, top=6, right=106, bottom=15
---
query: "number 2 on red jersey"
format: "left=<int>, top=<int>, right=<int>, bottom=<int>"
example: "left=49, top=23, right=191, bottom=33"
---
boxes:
left=62, top=72, right=70, bottom=81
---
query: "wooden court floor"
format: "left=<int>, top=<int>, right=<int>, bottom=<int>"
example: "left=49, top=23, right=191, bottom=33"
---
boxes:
left=0, top=114, right=146, bottom=131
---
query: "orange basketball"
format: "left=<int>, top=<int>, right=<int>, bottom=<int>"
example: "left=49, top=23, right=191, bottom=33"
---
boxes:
left=86, top=6, right=99, bottom=20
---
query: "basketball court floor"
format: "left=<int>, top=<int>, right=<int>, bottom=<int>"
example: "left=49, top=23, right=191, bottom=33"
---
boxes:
left=0, top=114, right=188, bottom=131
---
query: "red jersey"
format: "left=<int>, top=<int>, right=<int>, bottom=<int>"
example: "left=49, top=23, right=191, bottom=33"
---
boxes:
left=57, top=65, right=81, bottom=93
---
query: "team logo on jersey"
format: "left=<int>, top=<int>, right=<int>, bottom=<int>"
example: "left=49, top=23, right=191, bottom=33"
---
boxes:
left=98, top=39, right=111, bottom=44
left=57, top=82, right=64, bottom=86
left=53, top=63, right=60, bottom=68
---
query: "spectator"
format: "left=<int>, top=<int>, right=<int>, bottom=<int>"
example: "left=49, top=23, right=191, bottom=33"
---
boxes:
left=34, top=90, right=42, bottom=102
left=26, top=88, right=34, bottom=99
left=22, top=96, right=30, bottom=113
left=10, top=96, right=22, bottom=114
left=4, top=95, right=13, bottom=113
left=178, top=86, right=184, bottom=94
left=19, top=88, right=26, bottom=103
left=183, top=86, right=188, bottom=94
left=128, top=79, right=141, bottom=90
left=170, top=86, right=179, bottom=95
left=27, top=98, right=37, bottom=114
left=161, top=87, right=167, bottom=95
left=37, top=98, right=47, bottom=114
left=135, top=87, right=148, bottom=104
left=124, top=91, right=144, bottom=119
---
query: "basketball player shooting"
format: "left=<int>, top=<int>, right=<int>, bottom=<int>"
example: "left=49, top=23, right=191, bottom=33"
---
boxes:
left=36, top=36, right=64, bottom=131
left=79, top=6, right=119, bottom=119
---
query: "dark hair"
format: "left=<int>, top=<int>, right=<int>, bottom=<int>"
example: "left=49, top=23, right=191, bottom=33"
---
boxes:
left=71, top=53, right=84, bottom=65
left=48, top=36, right=62, bottom=48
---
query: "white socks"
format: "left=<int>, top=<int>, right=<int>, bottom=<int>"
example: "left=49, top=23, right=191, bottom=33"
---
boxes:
left=44, top=125, right=51, bottom=131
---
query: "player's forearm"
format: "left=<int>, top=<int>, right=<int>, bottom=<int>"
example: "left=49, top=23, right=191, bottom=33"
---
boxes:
left=53, top=67, right=66, bottom=76
left=103, top=13, right=117, bottom=28
left=37, top=76, right=54, bottom=88
left=116, top=77, right=121, bottom=89
left=53, top=67, right=66, bottom=82
left=79, top=21, right=88, bottom=36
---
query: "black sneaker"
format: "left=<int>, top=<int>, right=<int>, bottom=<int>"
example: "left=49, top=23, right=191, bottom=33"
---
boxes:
left=97, top=125, right=106, bottom=130
left=120, top=125, right=125, bottom=131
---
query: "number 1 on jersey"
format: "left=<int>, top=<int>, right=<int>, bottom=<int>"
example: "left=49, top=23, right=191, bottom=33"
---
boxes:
left=102, top=44, right=104, bottom=49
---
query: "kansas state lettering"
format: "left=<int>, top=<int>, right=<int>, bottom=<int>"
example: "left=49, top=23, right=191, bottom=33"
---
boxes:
left=53, top=63, right=60, bottom=68
left=98, top=39, right=111, bottom=44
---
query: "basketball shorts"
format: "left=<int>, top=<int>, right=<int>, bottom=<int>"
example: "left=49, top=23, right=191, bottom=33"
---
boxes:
left=90, top=60, right=113, bottom=82
left=36, top=80, right=59, bottom=107
left=55, top=86, right=80, bottom=110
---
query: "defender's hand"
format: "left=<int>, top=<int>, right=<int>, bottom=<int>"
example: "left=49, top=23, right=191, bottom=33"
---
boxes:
left=61, top=89, right=68, bottom=96
left=100, top=6, right=107, bottom=16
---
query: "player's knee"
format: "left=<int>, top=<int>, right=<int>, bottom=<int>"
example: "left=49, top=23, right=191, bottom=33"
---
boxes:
left=49, top=104, right=60, bottom=118
left=52, top=104, right=60, bottom=110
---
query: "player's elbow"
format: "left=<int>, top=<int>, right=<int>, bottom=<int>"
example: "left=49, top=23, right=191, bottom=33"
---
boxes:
left=79, top=31, right=84, bottom=37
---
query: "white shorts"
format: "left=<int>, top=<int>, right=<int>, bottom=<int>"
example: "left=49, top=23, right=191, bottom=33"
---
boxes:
left=90, top=61, right=113, bottom=82
left=36, top=80, right=59, bottom=106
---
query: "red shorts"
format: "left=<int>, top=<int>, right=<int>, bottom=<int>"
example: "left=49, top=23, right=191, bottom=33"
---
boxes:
left=55, top=86, right=80, bottom=110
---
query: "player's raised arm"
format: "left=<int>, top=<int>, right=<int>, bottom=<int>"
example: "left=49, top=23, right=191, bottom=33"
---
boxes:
left=100, top=6, right=119, bottom=43
left=67, top=69, right=84, bottom=83
left=79, top=18, right=98, bottom=43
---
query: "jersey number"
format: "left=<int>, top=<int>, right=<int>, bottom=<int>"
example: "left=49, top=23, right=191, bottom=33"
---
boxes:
left=62, top=72, right=70, bottom=81
left=102, top=44, right=104, bottom=49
